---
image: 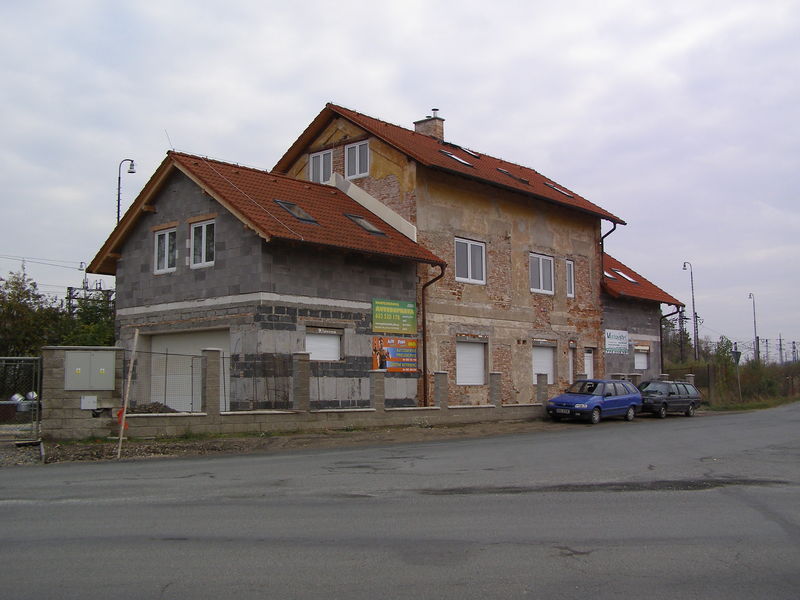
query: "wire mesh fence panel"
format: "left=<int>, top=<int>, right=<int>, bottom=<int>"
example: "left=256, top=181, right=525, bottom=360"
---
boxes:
left=125, top=351, right=203, bottom=413
left=227, top=354, right=292, bottom=411
left=0, top=357, right=42, bottom=440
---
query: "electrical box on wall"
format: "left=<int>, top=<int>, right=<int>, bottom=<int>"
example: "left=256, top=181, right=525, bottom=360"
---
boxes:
left=64, top=351, right=116, bottom=391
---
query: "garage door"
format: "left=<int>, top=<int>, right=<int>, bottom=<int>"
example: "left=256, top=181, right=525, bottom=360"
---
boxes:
left=149, top=330, right=230, bottom=412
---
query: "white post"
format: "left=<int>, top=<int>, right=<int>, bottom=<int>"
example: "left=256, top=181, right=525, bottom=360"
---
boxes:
left=116, top=329, right=139, bottom=459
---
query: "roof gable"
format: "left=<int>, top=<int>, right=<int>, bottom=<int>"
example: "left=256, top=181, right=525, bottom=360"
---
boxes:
left=602, top=254, right=683, bottom=307
left=273, top=103, right=625, bottom=224
left=88, top=151, right=445, bottom=275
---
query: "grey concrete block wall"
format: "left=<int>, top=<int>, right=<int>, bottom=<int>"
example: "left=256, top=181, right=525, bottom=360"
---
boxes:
left=115, top=170, right=420, bottom=311
left=602, top=294, right=665, bottom=379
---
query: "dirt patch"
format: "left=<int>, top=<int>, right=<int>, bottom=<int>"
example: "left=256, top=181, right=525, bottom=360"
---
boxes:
left=3, top=410, right=719, bottom=466
left=35, top=419, right=571, bottom=464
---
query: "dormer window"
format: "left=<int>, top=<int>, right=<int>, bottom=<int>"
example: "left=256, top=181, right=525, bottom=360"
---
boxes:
left=345, top=141, right=369, bottom=179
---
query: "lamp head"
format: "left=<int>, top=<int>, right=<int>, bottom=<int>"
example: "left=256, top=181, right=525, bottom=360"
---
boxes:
left=682, top=262, right=689, bottom=270
left=127, top=160, right=136, bottom=174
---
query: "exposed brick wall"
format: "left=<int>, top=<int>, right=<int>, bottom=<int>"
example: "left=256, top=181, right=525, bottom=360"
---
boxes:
left=278, top=116, right=611, bottom=405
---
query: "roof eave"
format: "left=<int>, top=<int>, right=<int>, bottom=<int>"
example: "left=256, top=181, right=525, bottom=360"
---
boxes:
left=86, top=155, right=177, bottom=275
left=428, top=163, right=627, bottom=225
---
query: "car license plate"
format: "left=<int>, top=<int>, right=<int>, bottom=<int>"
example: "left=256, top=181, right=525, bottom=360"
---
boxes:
left=556, top=409, right=570, bottom=414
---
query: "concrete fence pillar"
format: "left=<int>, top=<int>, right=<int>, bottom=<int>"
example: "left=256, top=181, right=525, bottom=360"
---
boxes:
left=685, top=374, right=695, bottom=385
left=628, top=373, right=642, bottom=387
left=489, top=372, right=502, bottom=407
left=292, top=352, right=311, bottom=411
left=576, top=373, right=588, bottom=381
left=659, top=373, right=671, bottom=381
left=370, top=370, right=385, bottom=411
left=610, top=373, right=626, bottom=380
left=535, top=373, right=549, bottom=404
left=201, top=348, right=222, bottom=417
left=434, top=371, right=448, bottom=408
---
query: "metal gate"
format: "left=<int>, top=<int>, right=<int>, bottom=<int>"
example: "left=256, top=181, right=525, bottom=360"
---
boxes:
left=0, top=357, right=42, bottom=442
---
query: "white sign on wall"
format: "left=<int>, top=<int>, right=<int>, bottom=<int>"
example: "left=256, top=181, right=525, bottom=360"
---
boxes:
left=604, top=329, right=630, bottom=355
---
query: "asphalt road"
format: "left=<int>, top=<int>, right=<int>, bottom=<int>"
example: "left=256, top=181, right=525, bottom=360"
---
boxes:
left=1, top=404, right=799, bottom=599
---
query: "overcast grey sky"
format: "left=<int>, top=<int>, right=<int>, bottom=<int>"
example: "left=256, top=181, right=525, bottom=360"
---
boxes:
left=1, top=0, right=797, bottom=361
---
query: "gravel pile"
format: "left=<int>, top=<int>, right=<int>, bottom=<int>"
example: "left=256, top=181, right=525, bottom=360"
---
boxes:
left=0, top=442, right=43, bottom=467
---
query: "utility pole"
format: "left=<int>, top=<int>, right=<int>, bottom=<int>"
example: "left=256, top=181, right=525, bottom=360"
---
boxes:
left=764, top=339, right=770, bottom=364
left=778, top=335, right=784, bottom=364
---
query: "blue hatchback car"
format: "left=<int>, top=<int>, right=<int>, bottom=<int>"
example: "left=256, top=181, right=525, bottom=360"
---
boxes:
left=546, top=379, right=642, bottom=424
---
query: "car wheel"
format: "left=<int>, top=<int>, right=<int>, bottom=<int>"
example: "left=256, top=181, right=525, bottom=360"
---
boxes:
left=590, top=407, right=601, bottom=425
left=685, top=403, right=695, bottom=417
left=657, top=404, right=667, bottom=419
left=625, top=405, right=636, bottom=421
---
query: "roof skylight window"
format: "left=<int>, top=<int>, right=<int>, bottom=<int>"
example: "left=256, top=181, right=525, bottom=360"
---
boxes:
left=438, top=149, right=474, bottom=167
left=274, top=199, right=317, bottom=224
left=603, top=271, right=617, bottom=279
left=612, top=268, right=638, bottom=283
left=346, top=214, right=385, bottom=235
left=544, top=182, right=575, bottom=198
left=496, top=167, right=529, bottom=185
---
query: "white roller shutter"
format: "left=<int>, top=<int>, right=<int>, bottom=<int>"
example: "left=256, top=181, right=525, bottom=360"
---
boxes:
left=306, top=333, right=341, bottom=361
left=532, top=345, right=555, bottom=384
left=456, top=342, right=485, bottom=385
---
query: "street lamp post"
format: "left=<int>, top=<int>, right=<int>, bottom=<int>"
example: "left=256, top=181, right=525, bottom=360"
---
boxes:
left=117, top=158, right=136, bottom=223
left=748, top=292, right=759, bottom=363
left=682, top=261, right=699, bottom=361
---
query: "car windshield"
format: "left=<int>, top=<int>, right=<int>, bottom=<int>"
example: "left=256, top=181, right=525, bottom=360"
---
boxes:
left=639, top=381, right=669, bottom=395
left=566, top=381, right=603, bottom=395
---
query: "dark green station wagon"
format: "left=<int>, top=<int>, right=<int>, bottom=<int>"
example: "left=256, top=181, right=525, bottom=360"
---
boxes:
left=637, top=380, right=702, bottom=418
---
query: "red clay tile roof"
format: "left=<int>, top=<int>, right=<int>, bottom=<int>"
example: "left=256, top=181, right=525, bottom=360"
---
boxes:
left=273, top=103, right=625, bottom=225
left=88, top=151, right=445, bottom=275
left=603, top=254, right=683, bottom=306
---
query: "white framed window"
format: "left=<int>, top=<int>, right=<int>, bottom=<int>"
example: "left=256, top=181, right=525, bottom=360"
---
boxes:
left=530, top=253, right=554, bottom=294
left=634, top=349, right=649, bottom=370
left=566, top=259, right=575, bottom=298
left=455, top=238, right=485, bottom=284
left=532, top=345, right=555, bottom=384
left=305, top=332, right=342, bottom=361
left=191, top=220, right=215, bottom=268
left=309, top=149, right=332, bottom=183
left=345, top=140, right=369, bottom=179
left=154, top=228, right=177, bottom=274
left=456, top=341, right=486, bottom=385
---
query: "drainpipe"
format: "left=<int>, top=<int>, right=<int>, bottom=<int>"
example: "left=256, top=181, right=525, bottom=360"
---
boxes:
left=660, top=306, right=683, bottom=374
left=421, top=264, right=446, bottom=406
left=600, top=222, right=617, bottom=257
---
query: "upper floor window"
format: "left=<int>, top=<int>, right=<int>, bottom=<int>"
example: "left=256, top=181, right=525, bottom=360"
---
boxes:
left=191, top=220, right=215, bottom=268
left=309, top=150, right=332, bottom=183
left=345, top=141, right=369, bottom=179
left=455, top=238, right=485, bottom=285
left=530, top=253, right=554, bottom=294
left=154, top=228, right=177, bottom=274
left=566, top=259, right=575, bottom=298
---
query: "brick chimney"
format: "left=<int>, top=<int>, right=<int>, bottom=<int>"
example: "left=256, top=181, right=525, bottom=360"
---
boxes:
left=414, top=108, right=445, bottom=140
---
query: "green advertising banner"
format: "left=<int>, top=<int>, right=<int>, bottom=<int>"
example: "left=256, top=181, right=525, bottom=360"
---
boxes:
left=372, top=299, right=417, bottom=334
